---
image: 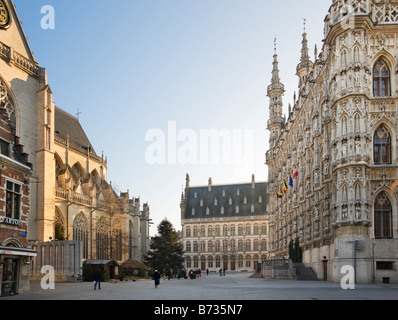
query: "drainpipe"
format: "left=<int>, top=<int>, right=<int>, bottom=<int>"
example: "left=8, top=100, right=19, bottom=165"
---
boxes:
left=372, top=242, right=376, bottom=283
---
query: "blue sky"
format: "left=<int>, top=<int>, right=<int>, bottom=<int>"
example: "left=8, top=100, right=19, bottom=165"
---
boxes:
left=14, top=0, right=331, bottom=235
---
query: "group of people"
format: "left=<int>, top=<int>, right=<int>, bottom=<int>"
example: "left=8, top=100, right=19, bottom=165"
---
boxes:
left=152, top=268, right=228, bottom=287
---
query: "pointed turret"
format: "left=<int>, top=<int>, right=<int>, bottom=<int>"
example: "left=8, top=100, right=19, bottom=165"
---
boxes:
left=267, top=39, right=285, bottom=148
left=296, top=21, right=314, bottom=93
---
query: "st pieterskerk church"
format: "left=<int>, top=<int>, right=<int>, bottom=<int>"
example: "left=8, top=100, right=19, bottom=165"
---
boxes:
left=0, top=0, right=150, bottom=294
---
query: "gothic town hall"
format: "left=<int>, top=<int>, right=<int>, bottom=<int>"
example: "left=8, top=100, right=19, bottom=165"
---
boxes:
left=266, top=0, right=398, bottom=284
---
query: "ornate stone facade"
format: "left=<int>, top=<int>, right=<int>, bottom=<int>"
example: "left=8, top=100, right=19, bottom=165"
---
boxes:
left=266, top=0, right=398, bottom=284
left=0, top=0, right=151, bottom=281
left=181, top=175, right=269, bottom=272
left=53, top=107, right=151, bottom=263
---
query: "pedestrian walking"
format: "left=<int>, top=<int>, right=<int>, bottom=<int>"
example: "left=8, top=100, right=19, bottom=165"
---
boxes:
left=206, top=269, right=209, bottom=276
left=153, top=270, right=161, bottom=288
left=94, top=269, right=101, bottom=290
left=219, top=268, right=222, bottom=276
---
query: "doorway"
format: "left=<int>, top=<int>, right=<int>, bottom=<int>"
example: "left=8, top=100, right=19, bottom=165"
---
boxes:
left=322, top=260, right=328, bottom=281
left=2, top=258, right=19, bottom=296
left=230, top=256, right=236, bottom=271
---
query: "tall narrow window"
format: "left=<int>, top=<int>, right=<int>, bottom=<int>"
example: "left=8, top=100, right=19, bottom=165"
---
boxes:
left=0, top=139, right=10, bottom=157
left=374, top=125, right=391, bottom=164
left=373, top=58, right=390, bottom=97
left=374, top=192, right=392, bottom=239
left=6, top=181, right=21, bottom=220
left=73, top=213, right=88, bottom=259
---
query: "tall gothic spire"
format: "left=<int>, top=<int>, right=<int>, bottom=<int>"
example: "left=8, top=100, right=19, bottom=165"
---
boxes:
left=297, top=20, right=313, bottom=73
left=296, top=19, right=314, bottom=92
left=267, top=38, right=285, bottom=147
left=268, top=37, right=284, bottom=94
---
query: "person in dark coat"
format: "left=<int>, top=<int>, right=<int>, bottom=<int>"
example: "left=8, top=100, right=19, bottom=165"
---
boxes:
left=94, top=269, right=101, bottom=290
left=153, top=270, right=161, bottom=288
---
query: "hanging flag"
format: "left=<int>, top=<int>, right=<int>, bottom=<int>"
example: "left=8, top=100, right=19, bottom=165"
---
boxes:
left=277, top=192, right=283, bottom=199
left=289, top=175, right=294, bottom=188
left=293, top=166, right=299, bottom=179
left=283, top=181, right=288, bottom=194
left=278, top=185, right=284, bottom=198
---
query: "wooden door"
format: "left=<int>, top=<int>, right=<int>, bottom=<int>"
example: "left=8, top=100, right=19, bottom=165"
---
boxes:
left=323, top=261, right=328, bottom=281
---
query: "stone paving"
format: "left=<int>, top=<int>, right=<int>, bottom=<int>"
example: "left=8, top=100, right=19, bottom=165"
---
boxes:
left=2, top=272, right=398, bottom=301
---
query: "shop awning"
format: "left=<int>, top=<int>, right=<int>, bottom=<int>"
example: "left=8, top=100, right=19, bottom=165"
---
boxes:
left=0, top=247, right=37, bottom=257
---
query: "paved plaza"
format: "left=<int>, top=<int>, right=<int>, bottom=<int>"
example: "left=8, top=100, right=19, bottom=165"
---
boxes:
left=2, top=272, right=398, bottom=301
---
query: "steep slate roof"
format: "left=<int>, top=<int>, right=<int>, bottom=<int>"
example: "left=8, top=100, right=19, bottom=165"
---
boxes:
left=54, top=107, right=97, bottom=155
left=184, top=182, right=268, bottom=219
left=120, top=259, right=151, bottom=271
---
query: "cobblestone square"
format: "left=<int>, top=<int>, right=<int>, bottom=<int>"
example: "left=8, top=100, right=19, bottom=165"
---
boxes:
left=2, top=272, right=398, bottom=301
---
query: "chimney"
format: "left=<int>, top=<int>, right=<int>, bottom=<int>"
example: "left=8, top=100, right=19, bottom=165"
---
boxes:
left=252, top=174, right=255, bottom=189
left=208, top=178, right=212, bottom=192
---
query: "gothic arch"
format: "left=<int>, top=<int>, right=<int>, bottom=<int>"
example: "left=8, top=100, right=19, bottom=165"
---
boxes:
left=340, top=183, right=349, bottom=203
left=372, top=53, right=394, bottom=97
left=71, top=162, right=85, bottom=182
left=340, top=114, right=349, bottom=135
left=372, top=118, right=395, bottom=135
left=73, top=212, right=88, bottom=258
left=54, top=153, right=65, bottom=171
left=373, top=191, right=394, bottom=239
left=353, top=181, right=362, bottom=202
left=96, top=216, right=111, bottom=260
left=353, top=112, right=361, bottom=134
left=54, top=207, right=66, bottom=229
left=371, top=49, right=395, bottom=69
left=352, top=42, right=362, bottom=63
left=339, top=46, right=349, bottom=67
left=0, top=74, right=20, bottom=136
left=91, top=169, right=100, bottom=185
left=373, top=123, right=393, bottom=165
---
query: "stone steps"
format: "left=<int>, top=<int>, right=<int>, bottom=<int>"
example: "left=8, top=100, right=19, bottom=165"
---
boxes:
left=294, top=263, right=318, bottom=281
left=249, top=272, right=263, bottom=279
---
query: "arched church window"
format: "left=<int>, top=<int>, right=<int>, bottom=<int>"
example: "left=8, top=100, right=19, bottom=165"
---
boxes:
left=96, top=217, right=111, bottom=260
left=374, top=125, right=391, bottom=165
left=72, top=163, right=83, bottom=182
left=54, top=209, right=65, bottom=240
left=374, top=192, right=392, bottom=239
left=373, top=58, right=390, bottom=97
left=0, top=77, right=16, bottom=128
left=73, top=213, right=88, bottom=259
